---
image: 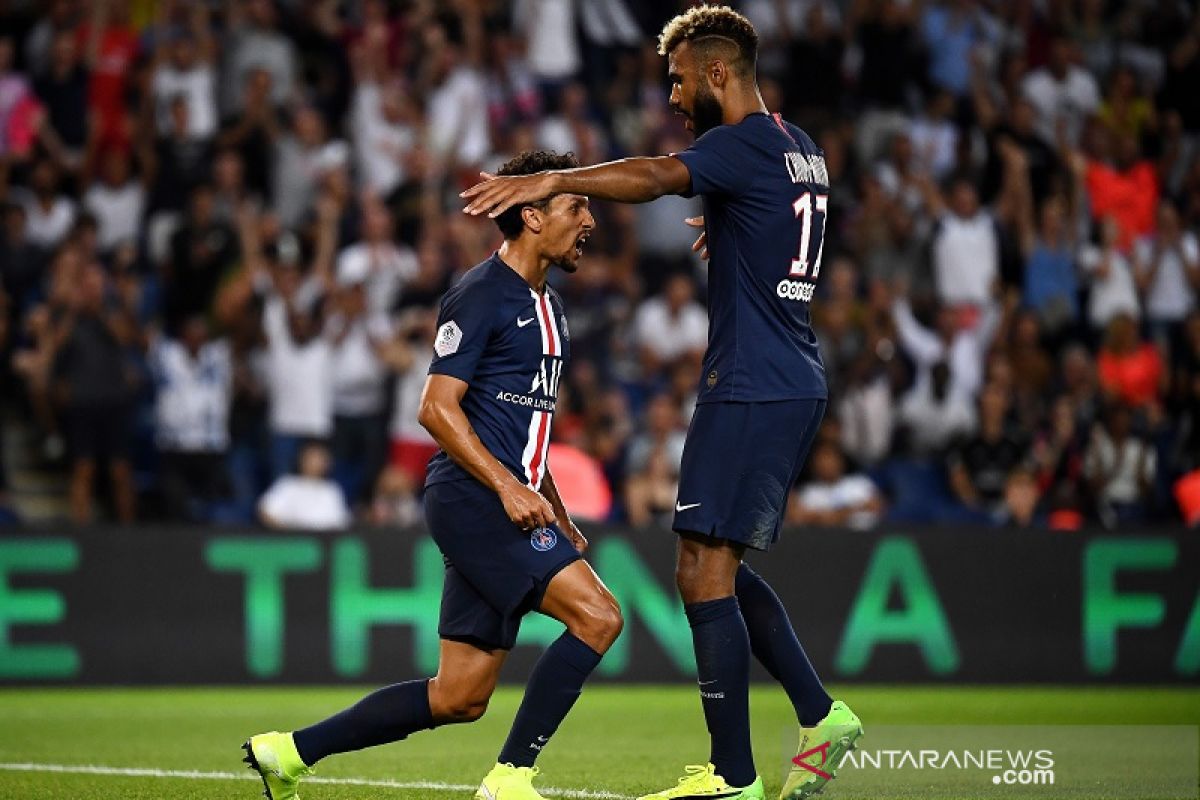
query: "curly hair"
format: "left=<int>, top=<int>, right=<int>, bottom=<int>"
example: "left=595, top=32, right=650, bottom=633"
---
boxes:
left=657, top=4, right=758, bottom=76
left=493, top=149, right=581, bottom=240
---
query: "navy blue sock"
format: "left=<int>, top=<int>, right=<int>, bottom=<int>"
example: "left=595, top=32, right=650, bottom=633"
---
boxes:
left=292, top=679, right=434, bottom=766
left=497, top=632, right=602, bottom=767
left=685, top=596, right=756, bottom=788
left=736, top=563, right=832, bottom=726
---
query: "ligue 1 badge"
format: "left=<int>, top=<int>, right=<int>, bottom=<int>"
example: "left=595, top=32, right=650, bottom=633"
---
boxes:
left=530, top=526, right=557, bottom=551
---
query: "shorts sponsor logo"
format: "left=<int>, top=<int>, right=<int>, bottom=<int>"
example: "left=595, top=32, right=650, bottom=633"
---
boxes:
left=777, top=279, right=816, bottom=302
left=530, top=527, right=557, bottom=552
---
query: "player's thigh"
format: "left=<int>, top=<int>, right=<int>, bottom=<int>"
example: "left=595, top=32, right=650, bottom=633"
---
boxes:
left=429, top=638, right=508, bottom=712
left=675, top=530, right=745, bottom=602
left=537, top=560, right=623, bottom=650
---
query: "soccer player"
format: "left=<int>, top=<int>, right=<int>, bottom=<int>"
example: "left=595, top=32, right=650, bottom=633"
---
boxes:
left=461, top=7, right=862, bottom=800
left=243, top=150, right=621, bottom=800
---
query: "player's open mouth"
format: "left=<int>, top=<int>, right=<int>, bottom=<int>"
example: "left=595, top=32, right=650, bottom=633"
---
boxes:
left=575, top=233, right=589, bottom=256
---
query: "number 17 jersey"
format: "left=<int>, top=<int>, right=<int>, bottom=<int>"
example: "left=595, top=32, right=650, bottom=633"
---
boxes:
left=673, top=112, right=828, bottom=403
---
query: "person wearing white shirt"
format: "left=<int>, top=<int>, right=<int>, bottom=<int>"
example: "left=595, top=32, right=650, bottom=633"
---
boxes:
left=632, top=273, right=708, bottom=373
left=149, top=318, right=232, bottom=521
left=385, top=310, right=439, bottom=486
left=272, top=106, right=349, bottom=228
left=259, top=442, right=351, bottom=531
left=898, top=361, right=978, bottom=455
left=789, top=440, right=884, bottom=530
left=513, top=0, right=581, bottom=85
left=1080, top=216, right=1140, bottom=331
left=262, top=285, right=333, bottom=479
left=892, top=290, right=999, bottom=401
left=425, top=29, right=490, bottom=169
left=82, top=150, right=144, bottom=253
left=18, top=159, right=75, bottom=250
left=150, top=24, right=217, bottom=140
left=351, top=79, right=417, bottom=197
left=1133, top=201, right=1199, bottom=333
left=1021, top=35, right=1101, bottom=147
left=931, top=179, right=999, bottom=307
left=334, top=199, right=417, bottom=315
left=327, top=269, right=393, bottom=505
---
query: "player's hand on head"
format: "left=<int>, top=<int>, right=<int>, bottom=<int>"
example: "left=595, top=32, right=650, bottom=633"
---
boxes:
left=460, top=172, right=556, bottom=219
left=686, top=216, right=708, bottom=260
left=500, top=481, right=557, bottom=530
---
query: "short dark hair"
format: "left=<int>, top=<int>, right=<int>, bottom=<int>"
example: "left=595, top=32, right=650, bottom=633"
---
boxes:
left=492, top=150, right=581, bottom=240
left=657, top=5, right=758, bottom=77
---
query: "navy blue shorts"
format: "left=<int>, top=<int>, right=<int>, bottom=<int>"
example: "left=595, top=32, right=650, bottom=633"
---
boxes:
left=673, top=399, right=826, bottom=551
left=424, top=479, right=581, bottom=650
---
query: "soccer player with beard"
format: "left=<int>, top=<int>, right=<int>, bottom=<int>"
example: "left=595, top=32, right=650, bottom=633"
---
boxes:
left=461, top=7, right=862, bottom=800
left=243, top=151, right=621, bottom=800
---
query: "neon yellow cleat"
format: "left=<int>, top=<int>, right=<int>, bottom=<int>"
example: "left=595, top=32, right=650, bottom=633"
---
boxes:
left=242, top=731, right=312, bottom=799
left=637, top=763, right=765, bottom=799
left=780, top=701, right=864, bottom=799
left=475, top=762, right=548, bottom=800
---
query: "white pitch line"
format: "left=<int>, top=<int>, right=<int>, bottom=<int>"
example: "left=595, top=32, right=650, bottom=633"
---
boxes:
left=0, top=762, right=630, bottom=799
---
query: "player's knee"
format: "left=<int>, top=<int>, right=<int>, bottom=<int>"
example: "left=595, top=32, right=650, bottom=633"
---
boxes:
left=428, top=679, right=491, bottom=724
left=568, top=594, right=624, bottom=653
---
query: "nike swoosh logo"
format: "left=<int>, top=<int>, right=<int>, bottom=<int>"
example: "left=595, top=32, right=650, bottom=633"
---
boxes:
left=670, top=793, right=741, bottom=799
left=517, top=317, right=536, bottom=327
left=676, top=502, right=701, bottom=512
left=698, top=679, right=718, bottom=686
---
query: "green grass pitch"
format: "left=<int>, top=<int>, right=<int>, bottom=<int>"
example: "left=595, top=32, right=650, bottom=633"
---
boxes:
left=0, top=686, right=1197, bottom=799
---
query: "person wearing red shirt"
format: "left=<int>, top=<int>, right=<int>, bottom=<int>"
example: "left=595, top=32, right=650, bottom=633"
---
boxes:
left=1083, top=130, right=1158, bottom=252
left=1097, top=313, right=1164, bottom=408
left=77, top=0, right=139, bottom=155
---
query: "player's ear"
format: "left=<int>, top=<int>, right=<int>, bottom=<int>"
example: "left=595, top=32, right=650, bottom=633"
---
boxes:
left=708, top=58, right=727, bottom=89
left=521, top=205, right=544, bottom=234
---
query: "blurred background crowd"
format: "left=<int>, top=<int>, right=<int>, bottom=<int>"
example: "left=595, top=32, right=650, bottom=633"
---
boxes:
left=1, top=0, right=1199, bottom=530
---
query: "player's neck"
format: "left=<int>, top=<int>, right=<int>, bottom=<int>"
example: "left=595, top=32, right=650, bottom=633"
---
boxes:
left=497, top=240, right=552, bottom=294
left=721, top=85, right=769, bottom=126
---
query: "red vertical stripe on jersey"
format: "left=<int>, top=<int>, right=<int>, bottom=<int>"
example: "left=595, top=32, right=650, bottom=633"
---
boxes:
left=527, top=410, right=550, bottom=487
left=772, top=112, right=787, bottom=133
left=538, top=293, right=556, bottom=356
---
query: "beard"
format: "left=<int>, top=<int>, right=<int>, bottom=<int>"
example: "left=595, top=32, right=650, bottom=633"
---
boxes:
left=691, top=83, right=724, bottom=137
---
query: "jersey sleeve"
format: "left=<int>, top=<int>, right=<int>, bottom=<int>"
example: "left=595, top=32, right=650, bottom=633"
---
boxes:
left=673, top=125, right=753, bottom=197
left=428, top=281, right=495, bottom=382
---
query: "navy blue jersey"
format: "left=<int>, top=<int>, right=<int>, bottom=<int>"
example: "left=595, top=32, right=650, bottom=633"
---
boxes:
left=425, top=254, right=569, bottom=490
left=674, top=112, right=829, bottom=402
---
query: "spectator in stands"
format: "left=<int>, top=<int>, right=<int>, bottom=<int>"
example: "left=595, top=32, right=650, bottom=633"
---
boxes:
left=892, top=279, right=999, bottom=401
left=1019, top=195, right=1080, bottom=339
left=149, top=316, right=231, bottom=522
left=1096, top=314, right=1164, bottom=411
left=930, top=177, right=1001, bottom=309
left=258, top=441, right=350, bottom=531
left=1080, top=215, right=1140, bottom=333
left=631, top=272, right=706, bottom=380
left=1, top=203, right=43, bottom=315
left=335, top=196, right=416, bottom=316
left=31, top=29, right=89, bottom=172
left=623, top=393, right=686, bottom=527
left=148, top=2, right=218, bottom=141
left=15, top=158, right=75, bottom=251
left=273, top=105, right=348, bottom=229
left=1022, top=32, right=1101, bottom=147
left=222, top=0, right=296, bottom=116
left=1085, top=403, right=1157, bottom=526
left=1077, top=124, right=1158, bottom=252
left=162, top=184, right=237, bottom=331
left=789, top=439, right=884, bottom=530
left=82, top=148, right=143, bottom=255
left=949, top=382, right=1028, bottom=516
left=897, top=360, right=977, bottom=456
left=327, top=256, right=392, bottom=506
left=1133, top=200, right=1199, bottom=349
left=384, top=308, right=438, bottom=489
left=1032, top=395, right=1090, bottom=527
left=994, top=467, right=1043, bottom=528
left=52, top=264, right=137, bottom=523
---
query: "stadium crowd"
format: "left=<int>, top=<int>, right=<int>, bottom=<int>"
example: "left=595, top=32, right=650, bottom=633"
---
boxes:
left=1, top=0, right=1199, bottom=530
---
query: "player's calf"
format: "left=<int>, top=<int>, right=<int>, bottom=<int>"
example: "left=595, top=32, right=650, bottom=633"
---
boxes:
left=428, top=676, right=494, bottom=724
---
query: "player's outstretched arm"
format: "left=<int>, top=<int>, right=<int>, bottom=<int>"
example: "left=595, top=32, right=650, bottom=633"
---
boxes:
left=539, top=469, right=588, bottom=552
left=460, top=156, right=692, bottom=219
left=418, top=373, right=556, bottom=530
